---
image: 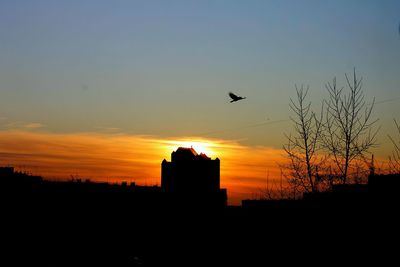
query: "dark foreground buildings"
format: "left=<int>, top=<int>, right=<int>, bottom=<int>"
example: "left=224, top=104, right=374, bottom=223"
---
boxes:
left=1, top=163, right=399, bottom=265
left=242, top=172, right=400, bottom=213
left=0, top=147, right=227, bottom=209
left=1, top=151, right=229, bottom=265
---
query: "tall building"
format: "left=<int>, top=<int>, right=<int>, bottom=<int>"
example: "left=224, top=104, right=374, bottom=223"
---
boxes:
left=161, top=147, right=227, bottom=207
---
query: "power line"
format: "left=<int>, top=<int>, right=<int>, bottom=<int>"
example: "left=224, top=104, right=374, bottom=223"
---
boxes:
left=374, top=96, right=400, bottom=105
left=199, top=94, right=400, bottom=138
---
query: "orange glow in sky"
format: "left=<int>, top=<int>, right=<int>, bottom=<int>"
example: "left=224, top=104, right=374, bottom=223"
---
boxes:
left=161, top=139, right=220, bottom=159
left=0, top=130, right=288, bottom=205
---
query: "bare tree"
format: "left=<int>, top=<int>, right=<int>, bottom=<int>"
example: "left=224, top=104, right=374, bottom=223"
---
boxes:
left=260, top=168, right=294, bottom=200
left=283, top=85, right=324, bottom=194
left=388, top=119, right=400, bottom=173
left=322, top=69, right=379, bottom=184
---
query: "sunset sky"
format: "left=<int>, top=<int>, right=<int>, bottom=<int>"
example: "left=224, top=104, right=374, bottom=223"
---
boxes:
left=1, top=0, right=399, bottom=205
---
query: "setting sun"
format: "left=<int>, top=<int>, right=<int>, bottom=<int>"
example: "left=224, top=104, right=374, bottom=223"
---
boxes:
left=161, top=139, right=219, bottom=159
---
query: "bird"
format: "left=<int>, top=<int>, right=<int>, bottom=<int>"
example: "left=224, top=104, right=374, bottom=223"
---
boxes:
left=229, top=92, right=246, bottom=103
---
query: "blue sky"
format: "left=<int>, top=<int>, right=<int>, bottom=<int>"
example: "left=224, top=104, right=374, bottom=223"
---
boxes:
left=0, top=0, right=399, bottom=155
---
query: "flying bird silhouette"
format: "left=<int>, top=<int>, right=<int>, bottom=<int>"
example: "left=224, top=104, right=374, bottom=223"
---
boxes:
left=229, top=92, right=246, bottom=103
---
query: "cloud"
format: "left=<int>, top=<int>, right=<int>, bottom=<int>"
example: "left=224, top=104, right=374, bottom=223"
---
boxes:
left=4, top=121, right=45, bottom=130
left=0, top=130, right=286, bottom=205
left=94, top=127, right=121, bottom=133
left=24, top=123, right=45, bottom=129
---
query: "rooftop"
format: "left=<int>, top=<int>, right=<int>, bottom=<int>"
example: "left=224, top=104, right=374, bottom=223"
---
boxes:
left=170, top=147, right=215, bottom=162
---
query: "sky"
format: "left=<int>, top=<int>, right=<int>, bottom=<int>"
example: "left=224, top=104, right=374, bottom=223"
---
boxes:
left=0, top=0, right=399, bottom=205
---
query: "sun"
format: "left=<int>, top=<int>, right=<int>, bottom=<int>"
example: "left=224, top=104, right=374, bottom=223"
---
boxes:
left=162, top=139, right=218, bottom=158
left=188, top=141, right=215, bottom=157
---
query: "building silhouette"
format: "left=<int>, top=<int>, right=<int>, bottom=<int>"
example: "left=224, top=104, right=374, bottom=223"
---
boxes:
left=161, top=147, right=227, bottom=207
left=1, top=151, right=228, bottom=210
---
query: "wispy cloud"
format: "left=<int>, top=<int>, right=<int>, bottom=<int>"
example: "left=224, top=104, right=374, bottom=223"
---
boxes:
left=24, top=123, right=45, bottom=129
left=0, top=130, right=285, bottom=205
left=4, top=121, right=45, bottom=130
left=94, top=127, right=121, bottom=133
